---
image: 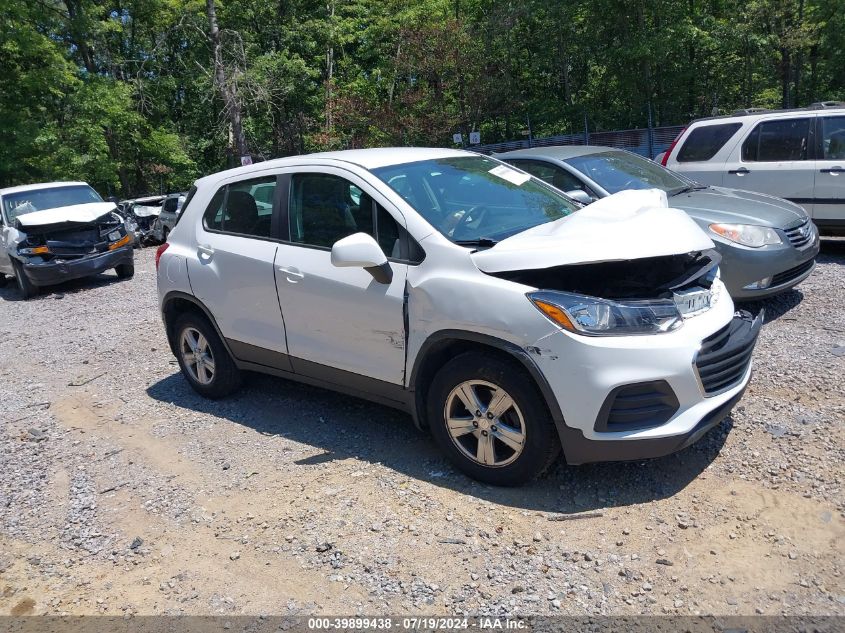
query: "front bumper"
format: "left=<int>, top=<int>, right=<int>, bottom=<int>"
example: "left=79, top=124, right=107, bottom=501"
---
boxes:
left=529, top=291, right=761, bottom=464
left=717, top=224, right=820, bottom=300
left=20, top=246, right=134, bottom=287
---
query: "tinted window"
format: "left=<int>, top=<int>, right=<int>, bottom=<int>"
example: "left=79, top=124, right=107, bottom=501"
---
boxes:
left=163, top=197, right=178, bottom=213
left=507, top=160, right=588, bottom=194
left=2, top=184, right=103, bottom=222
left=820, top=116, right=845, bottom=160
left=202, top=176, right=276, bottom=238
left=289, top=173, right=374, bottom=248
left=372, top=156, right=578, bottom=243
left=742, top=118, right=810, bottom=162
left=677, top=123, right=742, bottom=162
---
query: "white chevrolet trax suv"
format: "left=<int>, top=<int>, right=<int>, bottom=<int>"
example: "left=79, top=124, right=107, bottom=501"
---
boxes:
left=156, top=148, right=761, bottom=485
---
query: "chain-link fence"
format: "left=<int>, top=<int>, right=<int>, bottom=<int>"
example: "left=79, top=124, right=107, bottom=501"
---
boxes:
left=473, top=125, right=685, bottom=159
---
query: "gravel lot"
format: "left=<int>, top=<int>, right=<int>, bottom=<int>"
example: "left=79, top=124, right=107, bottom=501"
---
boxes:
left=0, top=241, right=843, bottom=618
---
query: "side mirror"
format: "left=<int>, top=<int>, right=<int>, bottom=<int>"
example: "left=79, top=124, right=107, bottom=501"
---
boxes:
left=331, top=232, right=392, bottom=284
left=565, top=189, right=594, bottom=205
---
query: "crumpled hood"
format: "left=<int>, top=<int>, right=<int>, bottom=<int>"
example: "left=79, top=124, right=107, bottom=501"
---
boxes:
left=670, top=185, right=808, bottom=228
left=472, top=189, right=714, bottom=273
left=133, top=205, right=162, bottom=218
left=15, top=202, right=117, bottom=227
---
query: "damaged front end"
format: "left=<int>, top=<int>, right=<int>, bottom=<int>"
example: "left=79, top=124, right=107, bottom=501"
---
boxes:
left=495, top=250, right=722, bottom=337
left=13, top=208, right=134, bottom=287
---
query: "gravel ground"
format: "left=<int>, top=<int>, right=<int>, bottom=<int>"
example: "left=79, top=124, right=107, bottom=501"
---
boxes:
left=0, top=241, right=843, bottom=618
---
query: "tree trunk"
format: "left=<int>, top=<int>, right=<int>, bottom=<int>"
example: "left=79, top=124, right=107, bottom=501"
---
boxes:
left=206, top=0, right=248, bottom=159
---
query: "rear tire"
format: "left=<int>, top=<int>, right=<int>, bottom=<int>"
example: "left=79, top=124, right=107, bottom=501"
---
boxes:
left=427, top=352, right=561, bottom=486
left=0, top=273, right=8, bottom=288
left=162, top=226, right=170, bottom=241
left=172, top=311, right=242, bottom=399
left=115, top=263, right=134, bottom=279
left=12, top=261, right=39, bottom=299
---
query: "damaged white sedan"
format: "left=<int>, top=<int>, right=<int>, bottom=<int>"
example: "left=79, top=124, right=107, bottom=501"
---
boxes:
left=0, top=182, right=134, bottom=298
left=156, top=149, right=761, bottom=485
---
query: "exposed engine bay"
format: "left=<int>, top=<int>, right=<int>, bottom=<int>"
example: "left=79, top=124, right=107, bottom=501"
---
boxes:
left=16, top=211, right=130, bottom=262
left=489, top=249, right=721, bottom=301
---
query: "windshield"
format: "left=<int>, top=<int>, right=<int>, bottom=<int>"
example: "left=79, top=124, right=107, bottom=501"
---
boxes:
left=372, top=156, right=579, bottom=243
left=564, top=150, right=691, bottom=195
left=2, top=184, right=103, bottom=222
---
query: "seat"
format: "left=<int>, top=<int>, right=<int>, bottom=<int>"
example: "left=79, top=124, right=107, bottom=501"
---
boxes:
left=225, top=190, right=260, bottom=235
left=827, top=132, right=845, bottom=160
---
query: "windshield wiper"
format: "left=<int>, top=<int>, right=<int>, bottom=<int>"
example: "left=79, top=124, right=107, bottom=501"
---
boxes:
left=454, top=237, right=498, bottom=247
left=669, top=183, right=708, bottom=196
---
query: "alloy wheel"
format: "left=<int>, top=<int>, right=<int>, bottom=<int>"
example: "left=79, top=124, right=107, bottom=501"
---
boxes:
left=180, top=327, right=216, bottom=385
left=444, top=380, right=526, bottom=467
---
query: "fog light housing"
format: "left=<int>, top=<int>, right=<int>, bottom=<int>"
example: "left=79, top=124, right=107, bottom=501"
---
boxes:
left=744, top=276, right=772, bottom=290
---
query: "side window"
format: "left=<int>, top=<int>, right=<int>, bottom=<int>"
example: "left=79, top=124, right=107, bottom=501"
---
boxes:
left=820, top=116, right=845, bottom=160
left=510, top=160, right=589, bottom=194
left=202, top=176, right=276, bottom=238
left=676, top=123, right=742, bottom=162
left=163, top=197, right=178, bottom=213
left=742, top=118, right=811, bottom=162
left=289, top=173, right=374, bottom=248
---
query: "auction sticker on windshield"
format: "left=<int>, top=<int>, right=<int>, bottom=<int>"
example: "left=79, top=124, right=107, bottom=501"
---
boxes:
left=488, top=164, right=531, bottom=186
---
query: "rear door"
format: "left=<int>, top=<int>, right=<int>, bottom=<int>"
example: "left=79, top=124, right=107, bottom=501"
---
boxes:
left=273, top=168, right=410, bottom=385
left=724, top=116, right=816, bottom=205
left=814, top=114, right=845, bottom=228
left=185, top=173, right=291, bottom=368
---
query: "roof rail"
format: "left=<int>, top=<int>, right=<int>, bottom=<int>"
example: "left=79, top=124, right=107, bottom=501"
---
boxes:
left=730, top=107, right=771, bottom=116
left=809, top=101, right=845, bottom=109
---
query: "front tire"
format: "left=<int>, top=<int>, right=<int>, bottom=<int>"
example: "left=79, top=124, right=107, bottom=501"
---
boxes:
left=172, top=312, right=242, bottom=399
left=427, top=352, right=561, bottom=486
left=12, top=261, right=38, bottom=299
left=0, top=273, right=8, bottom=288
left=115, top=263, right=134, bottom=279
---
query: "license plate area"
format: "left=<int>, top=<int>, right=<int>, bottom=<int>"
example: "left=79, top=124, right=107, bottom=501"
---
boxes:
left=673, top=287, right=712, bottom=316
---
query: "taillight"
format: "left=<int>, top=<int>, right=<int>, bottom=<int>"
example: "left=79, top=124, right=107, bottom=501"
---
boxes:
left=661, top=127, right=686, bottom=166
left=155, top=243, right=170, bottom=271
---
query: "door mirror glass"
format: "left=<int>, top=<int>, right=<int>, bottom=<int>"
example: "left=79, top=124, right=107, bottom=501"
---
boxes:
left=331, top=232, right=392, bottom=283
left=565, top=189, right=594, bottom=205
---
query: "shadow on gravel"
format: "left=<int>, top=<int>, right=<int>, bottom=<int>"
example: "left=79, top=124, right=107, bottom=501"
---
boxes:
left=147, top=371, right=729, bottom=514
left=738, top=288, right=804, bottom=323
left=818, top=236, right=845, bottom=263
left=0, top=271, right=126, bottom=302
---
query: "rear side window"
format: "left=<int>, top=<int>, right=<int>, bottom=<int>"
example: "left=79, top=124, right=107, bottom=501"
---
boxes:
left=677, top=123, right=742, bottom=162
left=742, top=118, right=811, bottom=162
left=202, top=176, right=276, bottom=238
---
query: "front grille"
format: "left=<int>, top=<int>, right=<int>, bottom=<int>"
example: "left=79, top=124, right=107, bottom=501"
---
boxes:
left=694, top=312, right=762, bottom=395
left=784, top=219, right=814, bottom=248
left=594, top=381, right=679, bottom=432
left=771, top=259, right=814, bottom=287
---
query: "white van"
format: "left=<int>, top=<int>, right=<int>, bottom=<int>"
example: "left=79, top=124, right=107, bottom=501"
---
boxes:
left=662, top=103, right=845, bottom=235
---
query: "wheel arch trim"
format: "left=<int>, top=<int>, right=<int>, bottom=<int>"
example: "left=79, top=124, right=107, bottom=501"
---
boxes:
left=161, top=291, right=234, bottom=359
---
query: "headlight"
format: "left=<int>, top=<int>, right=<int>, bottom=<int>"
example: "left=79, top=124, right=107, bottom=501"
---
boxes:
left=528, top=291, right=683, bottom=336
left=709, top=223, right=781, bottom=247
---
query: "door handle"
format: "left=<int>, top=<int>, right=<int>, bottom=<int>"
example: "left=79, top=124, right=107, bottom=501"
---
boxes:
left=197, top=244, right=214, bottom=259
left=820, top=166, right=843, bottom=174
left=278, top=265, right=305, bottom=282
left=728, top=167, right=750, bottom=175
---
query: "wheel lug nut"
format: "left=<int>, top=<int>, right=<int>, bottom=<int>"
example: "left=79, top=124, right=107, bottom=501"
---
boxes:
left=481, top=430, right=488, bottom=436
left=486, top=412, right=494, bottom=419
left=475, top=410, right=481, bottom=417
left=491, top=425, right=497, bottom=432
left=472, top=421, right=478, bottom=427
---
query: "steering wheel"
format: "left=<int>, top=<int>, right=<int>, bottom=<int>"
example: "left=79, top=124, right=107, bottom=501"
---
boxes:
left=449, top=205, right=489, bottom=240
